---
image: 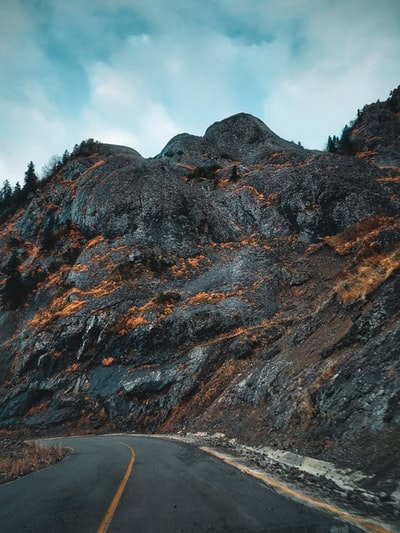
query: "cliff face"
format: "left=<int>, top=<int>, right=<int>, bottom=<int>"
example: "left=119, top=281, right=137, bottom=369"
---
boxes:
left=346, top=85, right=400, bottom=168
left=0, top=92, right=399, bottom=484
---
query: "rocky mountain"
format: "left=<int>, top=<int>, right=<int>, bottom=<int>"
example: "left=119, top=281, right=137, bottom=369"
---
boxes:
left=0, top=87, right=399, bottom=493
left=345, top=85, right=400, bottom=168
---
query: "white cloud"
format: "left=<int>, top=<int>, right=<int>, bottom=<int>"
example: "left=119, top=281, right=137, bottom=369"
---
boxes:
left=261, top=0, right=400, bottom=147
left=0, top=0, right=399, bottom=185
left=81, top=59, right=182, bottom=156
left=0, top=98, right=69, bottom=182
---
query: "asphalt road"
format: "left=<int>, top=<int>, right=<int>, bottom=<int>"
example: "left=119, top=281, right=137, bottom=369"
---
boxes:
left=0, top=434, right=364, bottom=532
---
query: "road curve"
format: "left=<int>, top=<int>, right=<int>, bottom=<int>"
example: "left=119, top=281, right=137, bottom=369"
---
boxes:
left=0, top=434, right=364, bottom=532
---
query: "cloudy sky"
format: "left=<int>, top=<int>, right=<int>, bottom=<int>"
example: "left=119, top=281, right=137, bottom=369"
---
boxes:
left=1, top=0, right=399, bottom=186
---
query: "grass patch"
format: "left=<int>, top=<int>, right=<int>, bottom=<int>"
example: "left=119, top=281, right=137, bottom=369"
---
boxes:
left=0, top=437, right=67, bottom=484
left=325, top=215, right=400, bottom=304
left=334, top=249, right=400, bottom=304
left=324, top=215, right=395, bottom=255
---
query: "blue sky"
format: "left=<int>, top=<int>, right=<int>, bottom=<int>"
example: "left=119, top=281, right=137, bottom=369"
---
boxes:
left=1, top=0, right=399, bottom=186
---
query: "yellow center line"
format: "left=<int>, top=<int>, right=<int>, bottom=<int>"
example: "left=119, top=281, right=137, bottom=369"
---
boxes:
left=97, top=443, right=136, bottom=533
left=201, top=447, right=392, bottom=533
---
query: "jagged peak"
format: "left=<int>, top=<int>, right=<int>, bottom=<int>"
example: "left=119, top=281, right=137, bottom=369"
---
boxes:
left=158, top=133, right=203, bottom=159
left=204, top=112, right=301, bottom=161
left=204, top=112, right=279, bottom=144
left=158, top=112, right=303, bottom=164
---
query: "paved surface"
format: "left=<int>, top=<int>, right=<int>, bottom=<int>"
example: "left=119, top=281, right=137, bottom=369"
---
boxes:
left=0, top=434, right=363, bottom=532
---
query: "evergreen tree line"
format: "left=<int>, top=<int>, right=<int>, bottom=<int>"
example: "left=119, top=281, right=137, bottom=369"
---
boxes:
left=0, top=161, right=39, bottom=225
left=0, top=138, right=99, bottom=309
left=326, top=126, right=354, bottom=155
left=0, top=138, right=99, bottom=225
left=326, top=87, right=400, bottom=155
left=326, top=108, right=363, bottom=155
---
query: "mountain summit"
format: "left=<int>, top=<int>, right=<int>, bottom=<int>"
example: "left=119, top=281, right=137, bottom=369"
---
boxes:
left=0, top=88, right=399, bottom=506
left=159, top=112, right=300, bottom=163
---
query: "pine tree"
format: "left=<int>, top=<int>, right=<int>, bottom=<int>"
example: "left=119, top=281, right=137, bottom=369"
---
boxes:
left=0, top=180, right=13, bottom=204
left=13, top=181, right=24, bottom=204
left=1, top=251, right=25, bottom=309
left=326, top=135, right=339, bottom=153
left=23, top=161, right=38, bottom=196
left=338, top=125, right=355, bottom=155
left=0, top=180, right=13, bottom=224
left=62, top=150, right=70, bottom=164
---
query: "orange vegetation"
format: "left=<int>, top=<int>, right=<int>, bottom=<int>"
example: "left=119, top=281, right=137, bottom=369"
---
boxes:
left=0, top=218, right=21, bottom=240
left=219, top=241, right=233, bottom=249
left=0, top=440, right=67, bottom=483
left=117, top=291, right=183, bottom=333
left=24, top=278, right=118, bottom=333
left=71, top=263, right=89, bottom=273
left=116, top=299, right=153, bottom=334
left=82, top=280, right=118, bottom=299
left=234, top=185, right=268, bottom=204
left=26, top=404, right=48, bottom=416
left=324, top=216, right=396, bottom=255
left=86, top=235, right=106, bottom=249
left=171, top=259, right=188, bottom=277
left=102, top=357, right=115, bottom=367
left=196, top=316, right=283, bottom=350
left=271, top=162, right=294, bottom=168
left=57, top=299, right=87, bottom=317
left=187, top=255, right=210, bottom=270
left=172, top=255, right=211, bottom=277
left=88, top=159, right=105, bottom=171
left=26, top=297, right=87, bottom=332
left=211, top=241, right=237, bottom=251
left=217, top=177, right=233, bottom=188
left=355, top=151, right=378, bottom=159
left=157, top=303, right=175, bottom=320
left=125, top=315, right=149, bottom=330
left=65, top=362, right=80, bottom=373
left=375, top=176, right=400, bottom=183
left=31, top=273, right=117, bottom=328
left=176, top=163, right=196, bottom=171
left=36, top=266, right=70, bottom=291
left=234, top=186, right=281, bottom=208
left=335, top=249, right=400, bottom=305
left=188, top=292, right=227, bottom=305
left=325, top=216, right=400, bottom=304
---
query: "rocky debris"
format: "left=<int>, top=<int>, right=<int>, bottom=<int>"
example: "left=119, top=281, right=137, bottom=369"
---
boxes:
left=180, top=270, right=400, bottom=487
left=171, top=432, right=399, bottom=533
left=0, top=87, right=399, bottom=509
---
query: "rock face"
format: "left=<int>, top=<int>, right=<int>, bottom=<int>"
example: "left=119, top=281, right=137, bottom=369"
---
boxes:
left=0, top=89, right=399, bottom=486
left=344, top=85, right=400, bottom=168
